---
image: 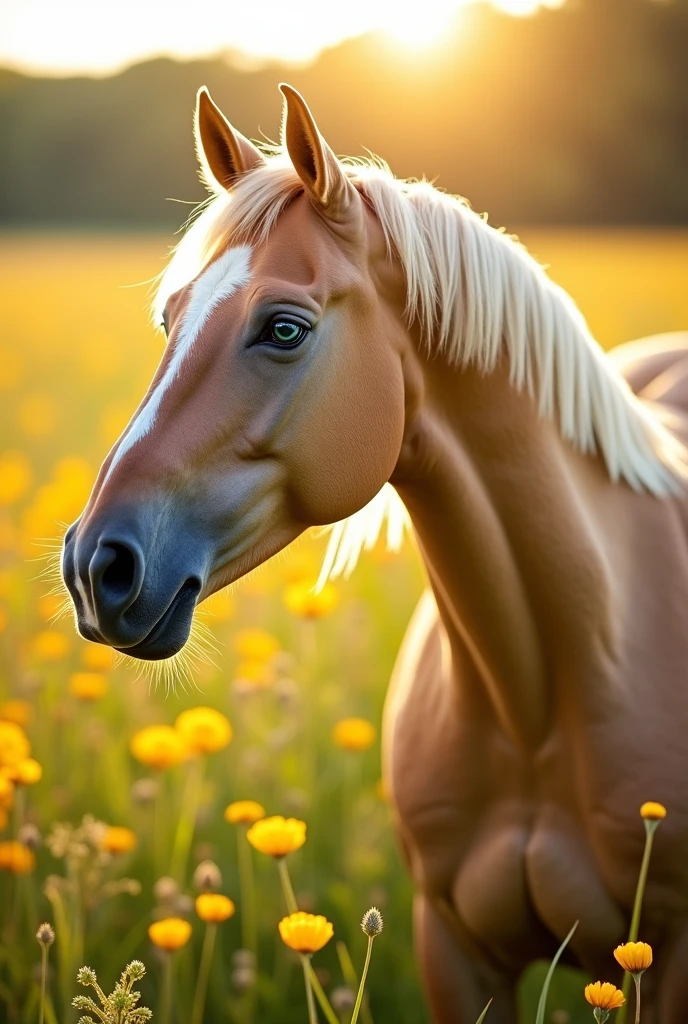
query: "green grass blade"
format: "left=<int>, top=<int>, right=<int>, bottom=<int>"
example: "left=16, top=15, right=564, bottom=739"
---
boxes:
left=534, top=921, right=579, bottom=1024
left=475, top=997, right=493, bottom=1023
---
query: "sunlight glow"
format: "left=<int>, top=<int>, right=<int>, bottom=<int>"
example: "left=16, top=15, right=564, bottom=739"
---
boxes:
left=0, top=0, right=566, bottom=76
left=384, top=1, right=460, bottom=48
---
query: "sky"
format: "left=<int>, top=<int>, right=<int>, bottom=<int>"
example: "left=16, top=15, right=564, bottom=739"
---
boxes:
left=0, top=0, right=564, bottom=76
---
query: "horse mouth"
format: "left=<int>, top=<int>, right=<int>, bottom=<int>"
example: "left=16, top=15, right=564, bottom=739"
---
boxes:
left=115, top=579, right=200, bottom=661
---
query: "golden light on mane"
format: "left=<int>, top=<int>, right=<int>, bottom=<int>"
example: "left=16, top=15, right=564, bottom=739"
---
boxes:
left=153, top=148, right=688, bottom=583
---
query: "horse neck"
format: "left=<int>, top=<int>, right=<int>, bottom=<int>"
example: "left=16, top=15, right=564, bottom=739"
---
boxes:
left=391, top=348, right=614, bottom=752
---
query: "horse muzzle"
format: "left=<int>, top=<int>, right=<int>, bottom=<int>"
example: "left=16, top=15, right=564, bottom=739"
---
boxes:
left=62, top=510, right=206, bottom=660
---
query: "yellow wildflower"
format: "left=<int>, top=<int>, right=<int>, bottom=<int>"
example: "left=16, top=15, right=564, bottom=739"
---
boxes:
left=0, top=451, right=32, bottom=505
left=640, top=802, right=667, bottom=821
left=332, top=718, right=376, bottom=752
left=234, top=659, right=275, bottom=689
left=0, top=771, right=14, bottom=808
left=0, top=721, right=30, bottom=768
left=614, top=942, right=653, bottom=973
left=279, top=912, right=334, bottom=954
left=148, top=918, right=192, bottom=951
left=234, top=628, right=280, bottom=661
left=0, top=840, right=36, bottom=874
left=81, top=643, right=116, bottom=671
left=224, top=800, right=266, bottom=825
left=6, top=758, right=42, bottom=786
left=175, top=707, right=232, bottom=755
left=283, top=580, right=338, bottom=619
left=246, top=816, right=306, bottom=858
left=99, top=826, right=137, bottom=855
left=584, top=982, right=625, bottom=1011
left=31, top=631, right=70, bottom=662
left=131, top=725, right=188, bottom=770
left=0, top=700, right=32, bottom=727
left=195, top=894, right=236, bottom=923
left=68, top=672, right=109, bottom=701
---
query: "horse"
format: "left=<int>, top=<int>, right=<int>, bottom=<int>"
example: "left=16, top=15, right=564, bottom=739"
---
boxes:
left=61, top=84, right=688, bottom=1022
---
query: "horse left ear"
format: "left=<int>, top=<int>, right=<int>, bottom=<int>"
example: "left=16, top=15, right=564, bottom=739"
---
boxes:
left=194, top=87, right=266, bottom=192
left=279, top=83, right=358, bottom=223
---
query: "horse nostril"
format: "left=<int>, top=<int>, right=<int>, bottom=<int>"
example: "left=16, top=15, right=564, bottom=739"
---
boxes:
left=90, top=538, right=144, bottom=613
left=101, top=543, right=137, bottom=598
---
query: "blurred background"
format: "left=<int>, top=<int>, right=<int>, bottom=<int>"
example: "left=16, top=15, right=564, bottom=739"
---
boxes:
left=1, top=1, right=687, bottom=1022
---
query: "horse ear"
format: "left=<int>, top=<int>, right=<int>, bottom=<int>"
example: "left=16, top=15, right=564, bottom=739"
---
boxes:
left=194, top=87, right=266, bottom=192
left=279, top=83, right=357, bottom=222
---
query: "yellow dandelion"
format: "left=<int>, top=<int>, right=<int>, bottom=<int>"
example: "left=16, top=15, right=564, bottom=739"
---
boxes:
left=224, top=800, right=266, bottom=825
left=99, top=826, right=137, bottom=855
left=31, top=631, right=70, bottom=662
left=283, top=580, right=338, bottom=619
left=0, top=840, right=36, bottom=874
left=614, top=942, right=653, bottom=973
left=332, top=718, right=377, bottom=752
left=234, top=628, right=280, bottom=662
left=584, top=982, right=625, bottom=1011
left=0, top=699, right=32, bottom=728
left=640, top=802, right=667, bottom=821
left=175, top=707, right=232, bottom=755
left=195, top=894, right=236, bottom=923
left=68, top=672, right=108, bottom=701
left=131, top=725, right=189, bottom=770
left=148, top=918, right=192, bottom=951
left=81, top=643, right=116, bottom=671
left=0, top=721, right=30, bottom=768
left=5, top=758, right=42, bottom=786
left=234, top=659, right=275, bottom=689
left=246, top=816, right=306, bottom=857
left=0, top=771, right=14, bottom=808
left=279, top=912, right=334, bottom=954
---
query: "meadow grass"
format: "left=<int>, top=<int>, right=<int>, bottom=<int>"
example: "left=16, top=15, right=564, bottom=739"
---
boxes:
left=0, top=232, right=686, bottom=1023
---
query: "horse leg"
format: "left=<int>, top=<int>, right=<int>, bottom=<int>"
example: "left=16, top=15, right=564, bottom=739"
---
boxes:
left=415, top=893, right=518, bottom=1024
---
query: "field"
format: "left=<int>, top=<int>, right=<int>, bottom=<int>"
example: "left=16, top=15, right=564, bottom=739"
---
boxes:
left=1, top=230, right=687, bottom=1024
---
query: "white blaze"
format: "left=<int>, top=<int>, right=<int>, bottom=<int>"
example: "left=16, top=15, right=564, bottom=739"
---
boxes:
left=106, top=245, right=252, bottom=479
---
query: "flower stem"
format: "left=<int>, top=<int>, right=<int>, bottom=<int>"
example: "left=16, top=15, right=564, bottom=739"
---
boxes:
left=277, top=858, right=298, bottom=914
left=170, top=757, right=205, bottom=884
left=633, top=975, right=642, bottom=1024
left=39, top=944, right=48, bottom=1024
left=160, top=952, right=173, bottom=1024
left=302, top=956, right=319, bottom=1024
left=276, top=859, right=337, bottom=1024
left=350, top=937, right=374, bottom=1024
left=619, top=822, right=656, bottom=1018
left=191, top=923, right=216, bottom=1024
left=238, top=826, right=257, bottom=955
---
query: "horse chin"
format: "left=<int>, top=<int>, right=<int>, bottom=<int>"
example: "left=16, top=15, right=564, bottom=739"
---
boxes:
left=114, top=580, right=198, bottom=661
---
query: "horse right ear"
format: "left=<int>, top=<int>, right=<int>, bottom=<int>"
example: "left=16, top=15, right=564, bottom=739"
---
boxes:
left=194, top=87, right=266, bottom=193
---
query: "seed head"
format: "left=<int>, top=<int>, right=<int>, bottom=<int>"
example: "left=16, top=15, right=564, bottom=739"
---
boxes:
left=36, top=922, right=55, bottom=946
left=361, top=907, right=384, bottom=938
left=192, top=859, right=222, bottom=892
left=76, top=966, right=98, bottom=988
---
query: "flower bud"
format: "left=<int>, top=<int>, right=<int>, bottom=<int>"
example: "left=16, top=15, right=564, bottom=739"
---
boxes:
left=361, top=907, right=384, bottom=937
left=36, top=922, right=55, bottom=946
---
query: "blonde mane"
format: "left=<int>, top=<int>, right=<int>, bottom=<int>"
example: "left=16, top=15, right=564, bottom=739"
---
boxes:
left=153, top=152, right=687, bottom=583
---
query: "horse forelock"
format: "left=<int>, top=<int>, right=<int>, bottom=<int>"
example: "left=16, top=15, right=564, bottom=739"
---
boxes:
left=149, top=148, right=687, bottom=583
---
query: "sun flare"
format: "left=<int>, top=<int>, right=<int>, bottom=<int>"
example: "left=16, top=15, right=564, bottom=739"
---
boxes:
left=0, top=0, right=565, bottom=76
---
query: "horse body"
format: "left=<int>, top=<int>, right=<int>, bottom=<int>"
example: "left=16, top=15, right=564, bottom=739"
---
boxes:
left=385, top=340, right=688, bottom=1019
left=61, top=84, right=688, bottom=1020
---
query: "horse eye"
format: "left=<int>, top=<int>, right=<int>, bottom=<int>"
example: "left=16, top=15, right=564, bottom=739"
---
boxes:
left=268, top=320, right=308, bottom=347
